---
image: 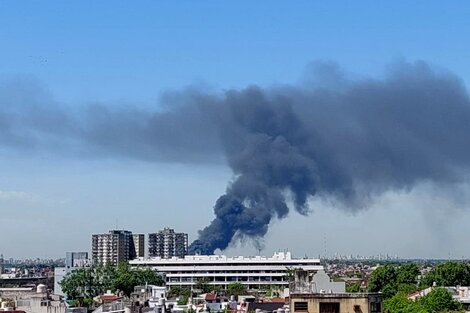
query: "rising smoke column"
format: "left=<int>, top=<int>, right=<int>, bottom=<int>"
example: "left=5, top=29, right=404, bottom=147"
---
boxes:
left=189, top=88, right=320, bottom=254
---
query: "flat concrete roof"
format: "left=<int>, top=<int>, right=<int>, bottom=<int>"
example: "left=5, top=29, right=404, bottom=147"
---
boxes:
left=290, top=293, right=381, bottom=299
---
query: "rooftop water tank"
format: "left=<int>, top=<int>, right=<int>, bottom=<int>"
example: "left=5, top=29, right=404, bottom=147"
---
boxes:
left=37, top=284, right=47, bottom=293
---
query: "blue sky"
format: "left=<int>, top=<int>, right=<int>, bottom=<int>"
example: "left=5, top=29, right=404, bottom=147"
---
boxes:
left=2, top=1, right=470, bottom=102
left=1, top=1, right=470, bottom=258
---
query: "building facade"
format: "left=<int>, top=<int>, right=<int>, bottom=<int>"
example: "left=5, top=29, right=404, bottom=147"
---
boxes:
left=148, top=228, right=188, bottom=259
left=289, top=269, right=382, bottom=313
left=133, top=234, right=145, bottom=258
left=92, top=230, right=136, bottom=265
left=55, top=252, right=91, bottom=296
left=1, top=285, right=74, bottom=313
left=65, top=252, right=89, bottom=268
left=129, top=252, right=323, bottom=291
left=290, top=293, right=382, bottom=313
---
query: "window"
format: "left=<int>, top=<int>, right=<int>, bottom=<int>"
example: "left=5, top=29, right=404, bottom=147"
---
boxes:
left=294, top=301, right=308, bottom=312
left=370, top=302, right=381, bottom=313
left=319, top=302, right=339, bottom=313
left=16, top=300, right=31, bottom=307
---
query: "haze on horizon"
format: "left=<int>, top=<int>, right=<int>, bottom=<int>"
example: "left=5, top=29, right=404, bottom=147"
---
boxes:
left=1, top=1, right=470, bottom=260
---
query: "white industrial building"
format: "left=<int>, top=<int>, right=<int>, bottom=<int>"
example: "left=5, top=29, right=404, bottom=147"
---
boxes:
left=129, top=251, right=322, bottom=290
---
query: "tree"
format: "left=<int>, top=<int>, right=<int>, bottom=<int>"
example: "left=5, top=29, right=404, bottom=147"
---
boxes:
left=61, top=267, right=106, bottom=300
left=397, top=283, right=419, bottom=295
left=227, top=282, right=247, bottom=295
left=384, top=293, right=427, bottom=313
left=346, top=283, right=361, bottom=293
left=168, top=286, right=181, bottom=298
left=169, top=286, right=191, bottom=298
left=61, top=263, right=164, bottom=303
left=397, top=264, right=420, bottom=285
left=369, top=264, right=421, bottom=299
left=113, top=263, right=164, bottom=296
left=419, top=288, right=462, bottom=313
left=368, top=265, right=398, bottom=298
left=177, top=295, right=189, bottom=305
left=195, top=277, right=212, bottom=293
left=113, top=263, right=136, bottom=296
left=421, top=262, right=470, bottom=287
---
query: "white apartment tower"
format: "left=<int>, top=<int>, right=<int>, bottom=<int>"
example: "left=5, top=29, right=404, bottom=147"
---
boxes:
left=148, top=228, right=188, bottom=259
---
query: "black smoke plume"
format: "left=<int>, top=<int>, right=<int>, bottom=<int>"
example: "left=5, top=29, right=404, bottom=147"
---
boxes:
left=189, top=62, right=470, bottom=254
left=2, top=61, right=470, bottom=254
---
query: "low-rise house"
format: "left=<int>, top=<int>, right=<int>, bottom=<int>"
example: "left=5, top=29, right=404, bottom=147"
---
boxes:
left=91, top=292, right=126, bottom=313
left=0, top=285, right=78, bottom=313
left=289, top=270, right=382, bottom=313
left=290, top=293, right=382, bottom=313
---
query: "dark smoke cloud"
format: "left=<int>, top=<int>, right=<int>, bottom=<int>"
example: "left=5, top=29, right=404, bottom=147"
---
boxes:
left=190, top=62, right=470, bottom=254
left=1, top=61, right=470, bottom=254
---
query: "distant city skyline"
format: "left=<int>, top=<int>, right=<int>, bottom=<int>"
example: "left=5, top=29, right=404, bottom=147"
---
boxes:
left=2, top=1, right=470, bottom=259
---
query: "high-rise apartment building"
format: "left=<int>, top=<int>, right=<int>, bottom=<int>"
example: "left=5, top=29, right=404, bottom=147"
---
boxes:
left=133, top=234, right=145, bottom=258
left=92, top=230, right=136, bottom=265
left=148, top=228, right=188, bottom=259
